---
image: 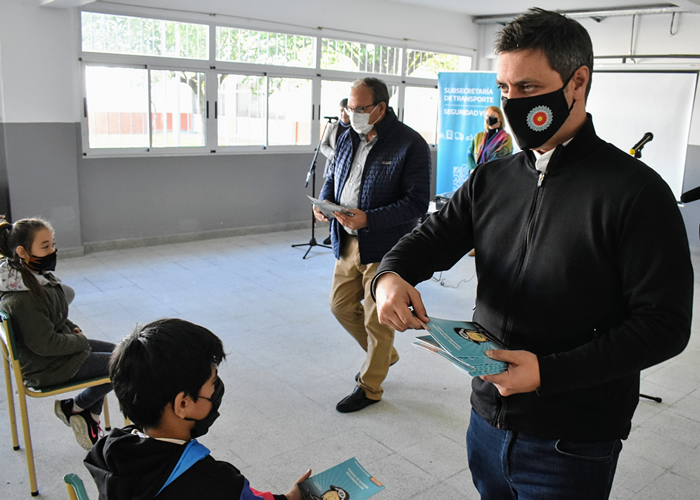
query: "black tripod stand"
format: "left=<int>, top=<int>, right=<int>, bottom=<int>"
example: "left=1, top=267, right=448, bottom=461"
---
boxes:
left=292, top=117, right=335, bottom=259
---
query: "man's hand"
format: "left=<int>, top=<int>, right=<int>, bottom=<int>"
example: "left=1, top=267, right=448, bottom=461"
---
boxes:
left=335, top=208, right=367, bottom=231
left=285, top=469, right=312, bottom=500
left=375, top=273, right=428, bottom=331
left=73, top=327, right=84, bottom=335
left=480, top=350, right=541, bottom=396
left=313, top=205, right=330, bottom=223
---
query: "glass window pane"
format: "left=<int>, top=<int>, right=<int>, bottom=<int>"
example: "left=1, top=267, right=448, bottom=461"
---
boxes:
left=321, top=38, right=401, bottom=75
left=268, top=78, right=312, bottom=146
left=85, top=66, right=149, bottom=149
left=320, top=80, right=352, bottom=138
left=81, top=12, right=208, bottom=60
left=216, top=27, right=315, bottom=68
left=218, top=74, right=266, bottom=146
left=404, top=86, right=438, bottom=144
left=150, top=71, right=206, bottom=148
left=405, top=49, right=472, bottom=79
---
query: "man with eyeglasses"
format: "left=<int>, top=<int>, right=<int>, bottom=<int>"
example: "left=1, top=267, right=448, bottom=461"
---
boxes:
left=314, top=77, right=430, bottom=413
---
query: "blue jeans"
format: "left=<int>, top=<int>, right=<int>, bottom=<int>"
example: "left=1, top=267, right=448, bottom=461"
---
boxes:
left=467, top=409, right=622, bottom=500
left=68, top=339, right=115, bottom=415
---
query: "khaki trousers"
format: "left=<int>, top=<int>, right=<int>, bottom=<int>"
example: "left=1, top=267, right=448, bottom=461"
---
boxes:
left=329, top=235, right=399, bottom=400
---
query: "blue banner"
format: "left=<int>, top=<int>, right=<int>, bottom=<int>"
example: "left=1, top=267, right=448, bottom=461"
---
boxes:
left=437, top=72, right=500, bottom=195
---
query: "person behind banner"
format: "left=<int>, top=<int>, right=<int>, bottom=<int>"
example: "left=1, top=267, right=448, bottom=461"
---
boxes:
left=466, top=105, right=512, bottom=173
left=372, top=8, right=692, bottom=500
left=84, top=318, right=311, bottom=500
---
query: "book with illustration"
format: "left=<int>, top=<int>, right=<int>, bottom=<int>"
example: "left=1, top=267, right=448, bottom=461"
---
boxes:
left=413, top=317, right=508, bottom=377
left=298, top=457, right=384, bottom=500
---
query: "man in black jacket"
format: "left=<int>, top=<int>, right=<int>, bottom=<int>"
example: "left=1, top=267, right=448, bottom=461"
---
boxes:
left=372, top=8, right=692, bottom=500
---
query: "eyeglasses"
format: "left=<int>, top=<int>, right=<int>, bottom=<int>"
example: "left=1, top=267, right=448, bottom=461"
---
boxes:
left=346, top=103, right=378, bottom=114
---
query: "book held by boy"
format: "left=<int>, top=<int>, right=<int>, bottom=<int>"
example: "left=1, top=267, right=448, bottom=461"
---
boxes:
left=298, top=457, right=384, bottom=500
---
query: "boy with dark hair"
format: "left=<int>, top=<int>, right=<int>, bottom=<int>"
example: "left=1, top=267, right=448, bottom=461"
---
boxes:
left=84, top=318, right=310, bottom=500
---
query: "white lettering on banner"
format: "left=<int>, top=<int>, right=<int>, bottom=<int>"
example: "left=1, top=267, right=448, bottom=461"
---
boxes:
left=444, top=109, right=484, bottom=116
left=443, top=95, right=495, bottom=103
left=443, top=87, right=494, bottom=95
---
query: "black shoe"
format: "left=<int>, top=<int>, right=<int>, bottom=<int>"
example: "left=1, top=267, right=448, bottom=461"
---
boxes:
left=54, top=398, right=74, bottom=427
left=336, top=387, right=380, bottom=413
left=323, top=236, right=332, bottom=245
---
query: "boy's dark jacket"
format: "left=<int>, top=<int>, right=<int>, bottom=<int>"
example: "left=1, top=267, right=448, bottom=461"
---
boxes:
left=85, top=426, right=287, bottom=500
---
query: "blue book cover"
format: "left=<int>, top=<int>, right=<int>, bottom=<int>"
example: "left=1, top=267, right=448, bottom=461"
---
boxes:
left=414, top=317, right=508, bottom=376
left=298, top=457, right=385, bottom=500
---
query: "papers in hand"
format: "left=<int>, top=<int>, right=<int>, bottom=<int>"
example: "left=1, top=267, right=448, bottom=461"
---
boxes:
left=308, top=195, right=354, bottom=219
left=413, top=317, right=508, bottom=377
left=298, top=457, right=384, bottom=500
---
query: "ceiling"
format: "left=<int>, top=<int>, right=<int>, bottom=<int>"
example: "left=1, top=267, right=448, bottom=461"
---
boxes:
left=379, top=0, right=700, bottom=17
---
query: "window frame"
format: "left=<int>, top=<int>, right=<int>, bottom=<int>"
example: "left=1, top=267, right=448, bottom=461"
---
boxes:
left=78, top=7, right=474, bottom=158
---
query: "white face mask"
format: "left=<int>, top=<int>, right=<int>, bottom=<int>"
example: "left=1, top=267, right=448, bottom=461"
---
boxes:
left=348, top=104, right=379, bottom=135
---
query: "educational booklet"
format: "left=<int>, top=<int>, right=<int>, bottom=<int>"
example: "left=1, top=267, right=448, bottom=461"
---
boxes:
left=298, top=457, right=385, bottom=500
left=413, top=317, right=508, bottom=377
left=307, top=195, right=354, bottom=219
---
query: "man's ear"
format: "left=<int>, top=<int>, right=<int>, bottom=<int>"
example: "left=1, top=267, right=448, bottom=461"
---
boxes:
left=16, top=245, right=29, bottom=260
left=172, top=391, right=190, bottom=419
left=570, top=66, right=590, bottom=101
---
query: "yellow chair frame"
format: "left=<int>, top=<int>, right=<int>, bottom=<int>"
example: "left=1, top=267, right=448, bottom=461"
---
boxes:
left=0, top=309, right=112, bottom=497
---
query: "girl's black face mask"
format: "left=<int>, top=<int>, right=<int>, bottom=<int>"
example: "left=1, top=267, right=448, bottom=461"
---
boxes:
left=25, top=250, right=57, bottom=273
left=501, top=72, right=576, bottom=150
left=185, top=376, right=225, bottom=439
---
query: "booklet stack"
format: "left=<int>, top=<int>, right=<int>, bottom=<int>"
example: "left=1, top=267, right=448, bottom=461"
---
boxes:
left=413, top=317, right=508, bottom=377
left=298, top=457, right=384, bottom=500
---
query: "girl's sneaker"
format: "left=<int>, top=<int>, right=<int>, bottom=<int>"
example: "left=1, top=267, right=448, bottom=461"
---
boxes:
left=70, top=410, right=103, bottom=450
left=54, top=398, right=75, bottom=427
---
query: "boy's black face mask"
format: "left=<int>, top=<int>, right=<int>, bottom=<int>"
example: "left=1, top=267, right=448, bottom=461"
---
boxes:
left=501, top=72, right=577, bottom=150
left=186, top=377, right=225, bottom=439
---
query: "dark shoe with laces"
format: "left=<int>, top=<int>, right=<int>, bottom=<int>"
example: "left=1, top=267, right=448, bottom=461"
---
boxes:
left=54, top=398, right=74, bottom=427
left=70, top=410, right=103, bottom=450
left=336, top=386, right=380, bottom=413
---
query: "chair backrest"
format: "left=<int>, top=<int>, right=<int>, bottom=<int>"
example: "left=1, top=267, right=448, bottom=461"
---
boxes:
left=64, top=473, right=91, bottom=500
left=0, top=309, right=18, bottom=362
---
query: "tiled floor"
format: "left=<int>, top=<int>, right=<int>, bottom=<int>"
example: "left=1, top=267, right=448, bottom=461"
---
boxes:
left=1, top=228, right=699, bottom=499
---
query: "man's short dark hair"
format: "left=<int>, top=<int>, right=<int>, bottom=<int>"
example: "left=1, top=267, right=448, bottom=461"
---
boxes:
left=109, top=318, right=226, bottom=428
left=339, top=97, right=348, bottom=108
left=352, top=77, right=390, bottom=105
left=494, top=8, right=594, bottom=99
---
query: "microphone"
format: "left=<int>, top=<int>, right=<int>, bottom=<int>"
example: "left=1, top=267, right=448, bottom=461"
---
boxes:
left=681, top=186, right=700, bottom=203
left=629, top=132, right=653, bottom=156
left=323, top=116, right=338, bottom=121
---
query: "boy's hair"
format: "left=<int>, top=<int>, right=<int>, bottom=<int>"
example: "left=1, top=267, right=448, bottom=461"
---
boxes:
left=109, top=318, right=226, bottom=428
left=494, top=8, right=594, bottom=99
left=0, top=217, right=53, bottom=299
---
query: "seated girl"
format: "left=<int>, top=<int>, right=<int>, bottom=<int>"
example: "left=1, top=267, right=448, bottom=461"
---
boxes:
left=0, top=217, right=114, bottom=450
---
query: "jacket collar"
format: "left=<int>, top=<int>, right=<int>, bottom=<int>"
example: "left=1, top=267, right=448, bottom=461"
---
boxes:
left=524, top=113, right=598, bottom=172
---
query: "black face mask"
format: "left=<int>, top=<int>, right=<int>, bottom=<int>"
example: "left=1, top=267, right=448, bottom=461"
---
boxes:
left=501, top=75, right=576, bottom=150
left=24, top=250, right=57, bottom=273
left=185, top=377, right=225, bottom=439
left=486, top=115, right=499, bottom=127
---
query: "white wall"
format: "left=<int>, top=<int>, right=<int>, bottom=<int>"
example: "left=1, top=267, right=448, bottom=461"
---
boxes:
left=0, top=0, right=80, bottom=123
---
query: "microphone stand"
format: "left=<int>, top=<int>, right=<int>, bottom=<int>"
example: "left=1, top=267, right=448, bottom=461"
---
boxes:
left=292, top=117, right=335, bottom=259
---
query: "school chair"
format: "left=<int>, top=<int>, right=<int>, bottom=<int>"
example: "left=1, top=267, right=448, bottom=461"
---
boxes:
left=0, top=309, right=114, bottom=497
left=64, top=473, right=91, bottom=500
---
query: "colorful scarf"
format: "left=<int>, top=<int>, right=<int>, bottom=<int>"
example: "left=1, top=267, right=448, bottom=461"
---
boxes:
left=475, top=128, right=512, bottom=165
